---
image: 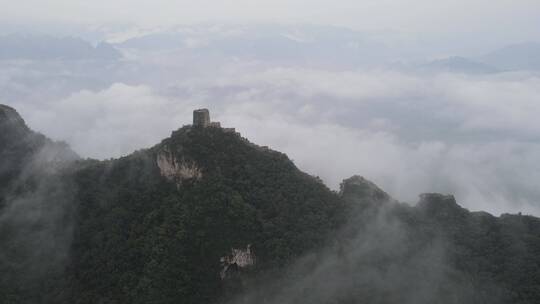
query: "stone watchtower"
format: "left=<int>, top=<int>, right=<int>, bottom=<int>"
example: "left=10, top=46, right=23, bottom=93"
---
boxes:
left=193, top=109, right=210, bottom=127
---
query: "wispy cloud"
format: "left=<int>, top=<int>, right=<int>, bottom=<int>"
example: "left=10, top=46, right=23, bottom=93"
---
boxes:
left=2, top=27, right=540, bottom=216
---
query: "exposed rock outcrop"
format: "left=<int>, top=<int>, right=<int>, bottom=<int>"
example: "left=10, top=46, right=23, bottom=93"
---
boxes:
left=156, top=149, right=202, bottom=185
left=220, top=244, right=256, bottom=280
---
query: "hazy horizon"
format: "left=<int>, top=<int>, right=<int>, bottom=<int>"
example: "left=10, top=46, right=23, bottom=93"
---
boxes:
left=3, top=3, right=540, bottom=303
left=1, top=1, right=540, bottom=216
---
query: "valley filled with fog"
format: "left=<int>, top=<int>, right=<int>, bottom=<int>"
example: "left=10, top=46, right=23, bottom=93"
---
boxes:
left=2, top=24, right=540, bottom=215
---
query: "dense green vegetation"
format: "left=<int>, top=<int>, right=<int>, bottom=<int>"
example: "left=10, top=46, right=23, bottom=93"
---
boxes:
left=66, top=127, right=345, bottom=304
left=1, top=105, right=540, bottom=304
left=0, top=105, right=78, bottom=303
left=338, top=182, right=540, bottom=304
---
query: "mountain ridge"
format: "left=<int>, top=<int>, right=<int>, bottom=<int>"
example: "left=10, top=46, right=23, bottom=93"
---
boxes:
left=1, top=105, right=540, bottom=304
left=0, top=33, right=121, bottom=61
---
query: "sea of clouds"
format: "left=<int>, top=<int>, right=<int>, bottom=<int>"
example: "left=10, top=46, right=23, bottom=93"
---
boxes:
left=2, top=25, right=540, bottom=215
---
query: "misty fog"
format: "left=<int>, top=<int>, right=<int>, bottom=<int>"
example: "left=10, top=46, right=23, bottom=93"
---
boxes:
left=1, top=24, right=540, bottom=217
left=2, top=2, right=540, bottom=303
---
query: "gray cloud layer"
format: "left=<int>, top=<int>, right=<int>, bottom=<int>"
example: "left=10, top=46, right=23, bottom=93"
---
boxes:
left=2, top=1, right=540, bottom=37
left=2, top=26, right=540, bottom=216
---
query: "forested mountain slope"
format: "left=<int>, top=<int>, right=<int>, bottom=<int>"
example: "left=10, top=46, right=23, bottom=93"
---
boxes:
left=1, top=105, right=539, bottom=304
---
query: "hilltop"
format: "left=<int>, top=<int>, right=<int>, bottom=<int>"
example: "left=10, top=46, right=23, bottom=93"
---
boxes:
left=0, top=106, right=539, bottom=304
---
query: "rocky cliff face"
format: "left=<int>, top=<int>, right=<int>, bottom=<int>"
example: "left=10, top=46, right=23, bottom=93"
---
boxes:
left=156, top=148, right=203, bottom=185
left=220, top=244, right=256, bottom=279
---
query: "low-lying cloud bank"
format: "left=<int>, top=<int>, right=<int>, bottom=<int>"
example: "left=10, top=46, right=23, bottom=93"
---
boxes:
left=3, top=52, right=540, bottom=216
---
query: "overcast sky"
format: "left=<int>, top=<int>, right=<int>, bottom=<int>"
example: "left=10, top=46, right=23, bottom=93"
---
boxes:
left=2, top=1, right=540, bottom=42
left=2, top=1, right=540, bottom=216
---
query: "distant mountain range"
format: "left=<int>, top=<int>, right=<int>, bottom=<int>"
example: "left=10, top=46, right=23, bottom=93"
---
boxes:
left=1, top=29, right=539, bottom=72
left=423, top=42, right=540, bottom=73
left=421, top=56, right=500, bottom=74
left=478, top=42, right=540, bottom=71
left=113, top=25, right=540, bottom=72
left=113, top=25, right=402, bottom=67
left=0, top=34, right=121, bottom=61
